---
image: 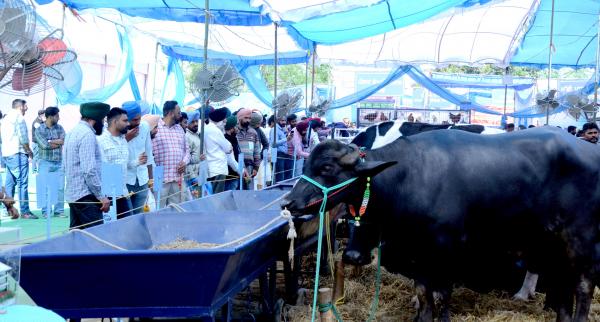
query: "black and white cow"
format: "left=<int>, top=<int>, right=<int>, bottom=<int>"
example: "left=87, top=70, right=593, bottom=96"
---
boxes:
left=282, top=127, right=600, bottom=321
left=351, top=120, right=487, bottom=150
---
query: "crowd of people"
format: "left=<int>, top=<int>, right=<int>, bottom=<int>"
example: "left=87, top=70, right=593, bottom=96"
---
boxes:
left=6, top=97, right=595, bottom=230
left=0, top=99, right=334, bottom=229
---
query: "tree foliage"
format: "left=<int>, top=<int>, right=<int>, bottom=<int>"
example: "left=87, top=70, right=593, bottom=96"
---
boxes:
left=260, top=64, right=332, bottom=89
left=435, top=64, right=593, bottom=79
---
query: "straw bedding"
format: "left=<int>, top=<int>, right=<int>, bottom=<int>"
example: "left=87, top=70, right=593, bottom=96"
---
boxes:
left=284, top=253, right=600, bottom=322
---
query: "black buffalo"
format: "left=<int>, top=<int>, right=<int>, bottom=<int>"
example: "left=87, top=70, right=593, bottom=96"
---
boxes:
left=282, top=127, right=600, bottom=322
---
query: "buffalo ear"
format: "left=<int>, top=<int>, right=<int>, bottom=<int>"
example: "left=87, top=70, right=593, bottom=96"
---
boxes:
left=355, top=161, right=396, bottom=177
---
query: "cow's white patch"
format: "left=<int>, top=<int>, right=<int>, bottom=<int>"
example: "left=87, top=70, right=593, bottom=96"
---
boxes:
left=372, top=120, right=403, bottom=149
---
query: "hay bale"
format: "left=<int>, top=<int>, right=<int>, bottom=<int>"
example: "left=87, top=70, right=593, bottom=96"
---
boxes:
left=152, top=237, right=218, bottom=250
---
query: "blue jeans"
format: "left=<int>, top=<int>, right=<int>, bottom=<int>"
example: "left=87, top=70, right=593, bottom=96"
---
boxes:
left=4, top=153, right=30, bottom=213
left=224, top=175, right=239, bottom=191
left=126, top=180, right=148, bottom=215
left=38, top=159, right=65, bottom=215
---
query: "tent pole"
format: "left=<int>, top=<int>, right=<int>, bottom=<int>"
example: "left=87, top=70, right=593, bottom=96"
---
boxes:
left=503, top=85, right=508, bottom=116
left=151, top=42, right=159, bottom=110
left=200, top=0, right=210, bottom=154
left=311, top=46, right=316, bottom=108
left=272, top=23, right=278, bottom=184
left=593, top=14, right=600, bottom=123
left=274, top=23, right=278, bottom=108
left=305, top=52, right=309, bottom=114
left=545, top=0, right=555, bottom=125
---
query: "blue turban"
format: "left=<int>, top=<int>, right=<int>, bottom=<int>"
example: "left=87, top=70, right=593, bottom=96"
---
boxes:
left=188, top=110, right=200, bottom=122
left=122, top=101, right=142, bottom=120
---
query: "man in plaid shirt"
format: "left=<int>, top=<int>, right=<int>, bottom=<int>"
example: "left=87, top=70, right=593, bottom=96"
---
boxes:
left=34, top=107, right=66, bottom=217
left=152, top=101, right=189, bottom=208
left=63, top=102, right=111, bottom=229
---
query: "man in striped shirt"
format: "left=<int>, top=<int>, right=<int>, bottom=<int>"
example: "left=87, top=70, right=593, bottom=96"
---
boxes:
left=235, top=108, right=261, bottom=190
left=152, top=101, right=189, bottom=208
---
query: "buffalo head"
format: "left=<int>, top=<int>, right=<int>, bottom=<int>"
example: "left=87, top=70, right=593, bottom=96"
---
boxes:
left=281, top=140, right=395, bottom=216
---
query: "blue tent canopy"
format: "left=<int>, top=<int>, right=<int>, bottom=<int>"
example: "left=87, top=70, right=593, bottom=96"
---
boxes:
left=34, top=0, right=272, bottom=25
left=511, top=0, right=600, bottom=68
left=36, top=0, right=490, bottom=45
left=162, top=44, right=309, bottom=66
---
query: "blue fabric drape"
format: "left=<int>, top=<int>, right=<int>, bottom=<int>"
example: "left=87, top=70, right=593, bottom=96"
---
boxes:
left=238, top=64, right=274, bottom=107
left=54, top=25, right=133, bottom=104
left=430, top=73, right=535, bottom=91
left=129, top=71, right=142, bottom=101
left=159, top=57, right=185, bottom=109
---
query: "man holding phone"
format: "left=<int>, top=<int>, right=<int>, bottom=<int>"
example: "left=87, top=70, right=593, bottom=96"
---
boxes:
left=122, top=101, right=154, bottom=214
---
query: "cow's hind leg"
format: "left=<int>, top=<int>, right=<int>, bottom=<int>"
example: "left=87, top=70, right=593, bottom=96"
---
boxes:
left=573, top=274, right=593, bottom=322
left=546, top=287, right=574, bottom=322
left=414, top=281, right=434, bottom=322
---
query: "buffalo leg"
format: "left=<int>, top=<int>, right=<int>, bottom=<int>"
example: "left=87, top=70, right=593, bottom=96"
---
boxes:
left=414, top=282, right=434, bottom=322
left=513, top=271, right=539, bottom=301
left=573, top=274, right=594, bottom=322
left=548, top=287, right=574, bottom=322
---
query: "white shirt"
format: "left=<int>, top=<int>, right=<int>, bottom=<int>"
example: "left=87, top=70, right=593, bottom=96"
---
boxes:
left=203, top=122, right=232, bottom=177
left=1, top=109, right=27, bottom=157
left=97, top=130, right=129, bottom=196
left=126, top=122, right=155, bottom=186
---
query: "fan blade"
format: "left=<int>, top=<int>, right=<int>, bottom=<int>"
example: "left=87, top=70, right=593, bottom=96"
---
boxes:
left=219, top=63, right=237, bottom=82
left=213, top=64, right=229, bottom=82
left=208, top=87, right=233, bottom=102
left=38, top=37, right=67, bottom=66
left=193, top=69, right=213, bottom=90
left=12, top=61, right=43, bottom=91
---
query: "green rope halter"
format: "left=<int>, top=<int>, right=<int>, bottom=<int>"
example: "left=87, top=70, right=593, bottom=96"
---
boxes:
left=299, top=174, right=381, bottom=322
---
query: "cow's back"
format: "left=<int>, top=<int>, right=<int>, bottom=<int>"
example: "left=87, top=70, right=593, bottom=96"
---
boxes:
left=365, top=127, right=600, bottom=276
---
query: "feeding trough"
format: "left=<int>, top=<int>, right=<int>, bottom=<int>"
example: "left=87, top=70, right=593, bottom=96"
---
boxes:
left=20, top=210, right=286, bottom=320
left=158, top=189, right=291, bottom=213
left=19, top=180, right=317, bottom=320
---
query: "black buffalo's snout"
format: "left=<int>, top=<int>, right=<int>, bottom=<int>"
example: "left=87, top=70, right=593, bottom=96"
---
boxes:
left=280, top=198, right=295, bottom=211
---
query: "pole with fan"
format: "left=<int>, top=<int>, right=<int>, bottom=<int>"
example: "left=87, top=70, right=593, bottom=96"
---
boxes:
left=564, top=93, right=598, bottom=122
left=308, top=96, right=331, bottom=118
left=534, top=89, right=559, bottom=118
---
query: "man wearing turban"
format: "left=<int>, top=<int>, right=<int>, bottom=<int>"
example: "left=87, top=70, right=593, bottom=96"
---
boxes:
left=63, top=102, right=111, bottom=228
left=141, top=114, right=160, bottom=139
left=184, top=111, right=203, bottom=198
left=204, top=107, right=234, bottom=193
left=121, top=101, right=154, bottom=215
left=236, top=108, right=261, bottom=190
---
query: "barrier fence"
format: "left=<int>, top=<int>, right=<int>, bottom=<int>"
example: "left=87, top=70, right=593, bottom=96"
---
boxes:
left=0, top=152, right=304, bottom=246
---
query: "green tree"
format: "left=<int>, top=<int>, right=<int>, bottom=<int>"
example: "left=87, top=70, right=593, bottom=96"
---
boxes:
left=260, top=64, right=332, bottom=90
left=434, top=64, right=593, bottom=79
